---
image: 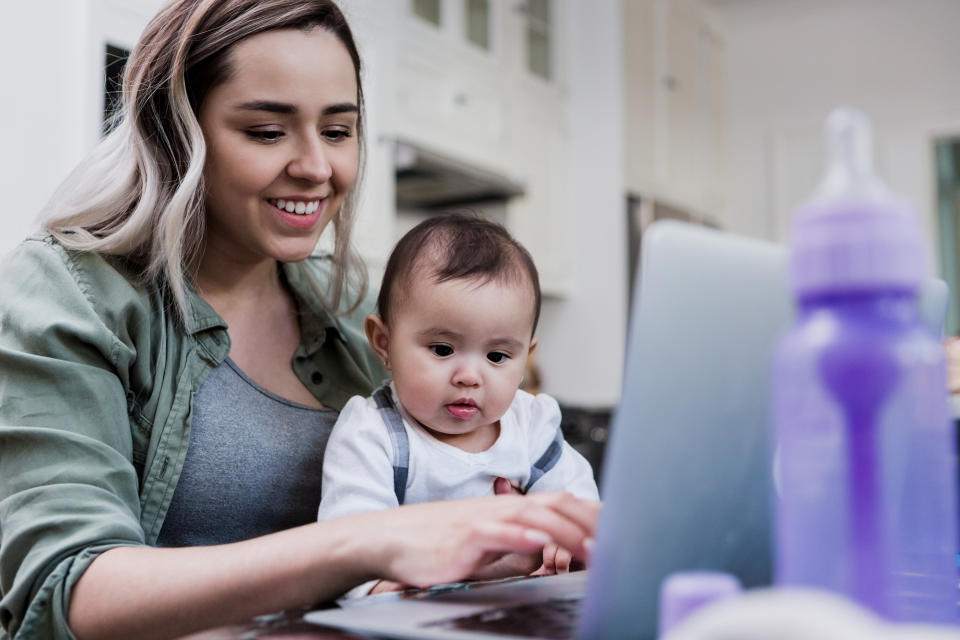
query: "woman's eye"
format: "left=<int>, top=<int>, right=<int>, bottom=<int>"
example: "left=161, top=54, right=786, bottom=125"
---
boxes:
left=323, top=128, right=353, bottom=142
left=487, top=351, right=509, bottom=364
left=430, top=344, right=453, bottom=357
left=246, top=129, right=283, bottom=143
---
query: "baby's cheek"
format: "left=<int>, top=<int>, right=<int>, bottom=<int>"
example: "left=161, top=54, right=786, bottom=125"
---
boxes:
left=487, top=384, right=518, bottom=419
left=398, top=378, right=438, bottom=421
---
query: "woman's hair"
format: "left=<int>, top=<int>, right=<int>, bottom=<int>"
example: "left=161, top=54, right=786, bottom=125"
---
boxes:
left=377, top=213, right=542, bottom=336
left=40, top=0, right=367, bottom=321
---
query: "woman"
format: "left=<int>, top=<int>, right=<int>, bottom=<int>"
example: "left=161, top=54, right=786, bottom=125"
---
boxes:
left=0, top=1, right=599, bottom=639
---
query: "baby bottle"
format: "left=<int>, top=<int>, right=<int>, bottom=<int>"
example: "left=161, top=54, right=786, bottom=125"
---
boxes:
left=772, top=107, right=958, bottom=622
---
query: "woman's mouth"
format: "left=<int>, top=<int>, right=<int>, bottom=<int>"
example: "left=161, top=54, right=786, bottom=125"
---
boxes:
left=267, top=198, right=322, bottom=215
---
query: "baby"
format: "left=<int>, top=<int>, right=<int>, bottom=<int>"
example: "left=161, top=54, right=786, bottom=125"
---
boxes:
left=317, top=213, right=598, bottom=591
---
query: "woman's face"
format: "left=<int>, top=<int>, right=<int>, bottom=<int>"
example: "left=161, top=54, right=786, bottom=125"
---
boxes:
left=198, top=27, right=359, bottom=268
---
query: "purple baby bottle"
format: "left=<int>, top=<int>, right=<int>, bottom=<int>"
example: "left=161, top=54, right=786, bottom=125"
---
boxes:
left=772, top=107, right=958, bottom=622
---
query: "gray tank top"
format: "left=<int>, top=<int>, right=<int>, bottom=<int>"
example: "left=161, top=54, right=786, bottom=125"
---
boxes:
left=156, top=358, right=338, bottom=547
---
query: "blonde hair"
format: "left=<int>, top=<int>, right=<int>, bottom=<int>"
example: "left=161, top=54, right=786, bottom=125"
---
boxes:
left=40, top=0, right=367, bottom=322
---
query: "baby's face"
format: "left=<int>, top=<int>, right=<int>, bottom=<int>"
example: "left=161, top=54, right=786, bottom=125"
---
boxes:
left=384, top=274, right=536, bottom=446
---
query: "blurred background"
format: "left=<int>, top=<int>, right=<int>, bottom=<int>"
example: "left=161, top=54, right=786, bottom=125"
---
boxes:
left=1, top=0, right=959, bottom=475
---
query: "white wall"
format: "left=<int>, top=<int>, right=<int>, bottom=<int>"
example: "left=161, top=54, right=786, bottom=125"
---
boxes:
left=535, top=0, right=626, bottom=407
left=539, top=0, right=629, bottom=407
left=715, top=0, right=960, bottom=269
left=0, top=2, right=90, bottom=259
left=0, top=0, right=161, bottom=260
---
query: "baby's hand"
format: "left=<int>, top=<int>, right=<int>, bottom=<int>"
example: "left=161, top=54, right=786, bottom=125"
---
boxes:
left=532, top=543, right=575, bottom=575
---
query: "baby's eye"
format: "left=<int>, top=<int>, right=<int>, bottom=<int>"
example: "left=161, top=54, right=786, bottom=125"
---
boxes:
left=487, top=351, right=510, bottom=364
left=430, top=344, right=453, bottom=357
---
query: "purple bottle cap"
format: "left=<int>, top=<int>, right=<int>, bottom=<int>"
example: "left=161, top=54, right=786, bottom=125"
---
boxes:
left=658, top=571, right=742, bottom=636
left=788, top=107, right=926, bottom=296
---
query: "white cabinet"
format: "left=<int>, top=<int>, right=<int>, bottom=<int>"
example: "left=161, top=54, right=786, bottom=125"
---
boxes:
left=624, top=0, right=725, bottom=221
left=348, top=0, right=572, bottom=296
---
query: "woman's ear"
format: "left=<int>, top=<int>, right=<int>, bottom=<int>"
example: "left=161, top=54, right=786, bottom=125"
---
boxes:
left=528, top=337, right=538, bottom=356
left=365, top=314, right=391, bottom=369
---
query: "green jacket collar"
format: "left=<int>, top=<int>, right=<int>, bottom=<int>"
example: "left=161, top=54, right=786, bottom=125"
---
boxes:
left=182, top=259, right=347, bottom=362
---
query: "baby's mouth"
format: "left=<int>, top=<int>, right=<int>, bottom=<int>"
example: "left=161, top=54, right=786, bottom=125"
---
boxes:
left=446, top=400, right=479, bottom=420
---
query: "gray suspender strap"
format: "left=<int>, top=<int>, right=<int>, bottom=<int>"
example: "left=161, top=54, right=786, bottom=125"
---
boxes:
left=374, top=384, right=564, bottom=499
left=373, top=384, right=410, bottom=505
left=524, top=426, right=565, bottom=493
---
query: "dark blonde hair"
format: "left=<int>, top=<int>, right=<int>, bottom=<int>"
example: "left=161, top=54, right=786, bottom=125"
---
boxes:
left=41, top=0, right=367, bottom=321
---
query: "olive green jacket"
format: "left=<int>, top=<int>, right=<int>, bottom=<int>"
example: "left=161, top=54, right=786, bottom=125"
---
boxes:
left=0, top=234, right=383, bottom=639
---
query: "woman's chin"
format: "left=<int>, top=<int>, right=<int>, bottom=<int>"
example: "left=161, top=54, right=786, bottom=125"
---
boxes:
left=269, top=237, right=326, bottom=264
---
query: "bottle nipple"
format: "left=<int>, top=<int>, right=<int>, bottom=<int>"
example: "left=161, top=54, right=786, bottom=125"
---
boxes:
left=814, top=107, right=891, bottom=205
left=787, top=106, right=925, bottom=295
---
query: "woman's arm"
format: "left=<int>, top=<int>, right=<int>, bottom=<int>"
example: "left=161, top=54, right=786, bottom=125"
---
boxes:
left=70, top=492, right=600, bottom=640
left=0, top=239, right=157, bottom=638
left=69, top=520, right=372, bottom=640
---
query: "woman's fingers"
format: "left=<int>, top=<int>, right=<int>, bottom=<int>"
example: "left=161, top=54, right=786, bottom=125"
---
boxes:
left=468, top=552, right=541, bottom=581
left=469, top=520, right=556, bottom=555
left=368, top=493, right=601, bottom=589
left=467, top=493, right=600, bottom=565
left=526, top=492, right=602, bottom=541
left=503, top=497, right=598, bottom=561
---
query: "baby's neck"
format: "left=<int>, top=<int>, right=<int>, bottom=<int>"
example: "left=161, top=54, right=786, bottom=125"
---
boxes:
left=420, top=420, right=501, bottom=453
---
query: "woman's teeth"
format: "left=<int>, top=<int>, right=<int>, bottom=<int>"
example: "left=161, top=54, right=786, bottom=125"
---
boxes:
left=269, top=199, right=321, bottom=215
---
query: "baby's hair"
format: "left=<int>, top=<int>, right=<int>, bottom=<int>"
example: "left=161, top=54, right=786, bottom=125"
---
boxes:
left=377, top=213, right=541, bottom=335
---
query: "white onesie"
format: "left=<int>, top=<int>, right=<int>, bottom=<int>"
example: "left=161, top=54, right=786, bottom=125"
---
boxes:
left=317, top=384, right=599, bottom=522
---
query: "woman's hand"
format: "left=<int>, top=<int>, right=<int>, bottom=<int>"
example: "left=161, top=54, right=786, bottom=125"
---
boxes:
left=356, top=491, right=599, bottom=590
left=490, top=477, right=586, bottom=579
left=462, top=476, right=544, bottom=580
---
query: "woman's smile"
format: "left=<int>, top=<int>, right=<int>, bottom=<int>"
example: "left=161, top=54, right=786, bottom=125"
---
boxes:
left=267, top=197, right=323, bottom=215
left=266, top=197, right=327, bottom=228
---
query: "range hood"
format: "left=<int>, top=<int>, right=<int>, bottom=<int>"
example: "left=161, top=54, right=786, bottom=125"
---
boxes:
left=394, top=141, right=526, bottom=209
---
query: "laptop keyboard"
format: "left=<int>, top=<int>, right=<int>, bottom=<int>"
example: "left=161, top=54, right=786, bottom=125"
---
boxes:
left=423, top=596, right=582, bottom=639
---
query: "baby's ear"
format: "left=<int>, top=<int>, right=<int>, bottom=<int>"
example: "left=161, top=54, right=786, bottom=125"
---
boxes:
left=364, top=314, right=391, bottom=369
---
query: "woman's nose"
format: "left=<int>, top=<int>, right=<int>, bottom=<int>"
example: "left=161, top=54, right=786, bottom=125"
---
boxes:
left=287, top=137, right=332, bottom=183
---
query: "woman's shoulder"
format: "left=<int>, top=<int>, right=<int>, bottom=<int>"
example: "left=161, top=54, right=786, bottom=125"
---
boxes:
left=4, top=232, right=147, bottom=293
left=0, top=233, right=168, bottom=344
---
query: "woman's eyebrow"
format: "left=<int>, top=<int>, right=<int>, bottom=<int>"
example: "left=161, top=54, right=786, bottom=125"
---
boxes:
left=234, top=100, right=297, bottom=114
left=232, top=101, right=359, bottom=116
left=322, top=103, right=359, bottom=116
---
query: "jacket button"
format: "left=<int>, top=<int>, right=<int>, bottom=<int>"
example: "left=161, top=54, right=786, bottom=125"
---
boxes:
left=311, top=371, right=324, bottom=385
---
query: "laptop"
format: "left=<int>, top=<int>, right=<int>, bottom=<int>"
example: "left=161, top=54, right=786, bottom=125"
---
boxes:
left=305, top=220, right=949, bottom=639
